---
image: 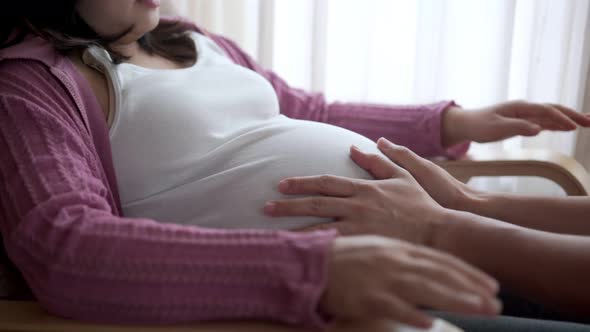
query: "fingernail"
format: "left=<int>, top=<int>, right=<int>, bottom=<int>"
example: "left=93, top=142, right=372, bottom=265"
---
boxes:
left=351, top=145, right=361, bottom=152
left=278, top=180, right=290, bottom=192
left=264, top=202, right=277, bottom=215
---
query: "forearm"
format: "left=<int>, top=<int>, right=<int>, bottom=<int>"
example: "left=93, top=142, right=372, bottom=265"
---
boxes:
left=322, top=101, right=469, bottom=158
left=463, top=192, right=590, bottom=235
left=8, top=208, right=335, bottom=327
left=434, top=209, right=590, bottom=315
left=0, top=93, right=334, bottom=328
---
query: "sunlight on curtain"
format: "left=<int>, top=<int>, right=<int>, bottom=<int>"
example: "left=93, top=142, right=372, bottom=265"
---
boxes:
left=165, top=0, right=262, bottom=56
left=166, top=0, right=590, bottom=194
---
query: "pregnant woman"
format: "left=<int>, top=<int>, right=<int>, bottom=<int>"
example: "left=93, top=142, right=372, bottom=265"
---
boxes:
left=0, top=0, right=585, bottom=328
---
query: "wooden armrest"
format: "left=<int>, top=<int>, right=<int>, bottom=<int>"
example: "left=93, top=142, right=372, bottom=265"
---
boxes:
left=0, top=301, right=461, bottom=332
left=435, top=149, right=590, bottom=196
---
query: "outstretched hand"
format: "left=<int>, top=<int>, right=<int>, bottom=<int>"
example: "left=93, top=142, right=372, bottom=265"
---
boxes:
left=443, top=101, right=590, bottom=147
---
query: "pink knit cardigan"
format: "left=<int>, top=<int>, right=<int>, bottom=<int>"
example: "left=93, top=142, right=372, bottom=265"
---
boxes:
left=0, top=18, right=468, bottom=328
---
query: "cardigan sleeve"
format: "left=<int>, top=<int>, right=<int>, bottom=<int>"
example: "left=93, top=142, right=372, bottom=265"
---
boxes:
left=0, top=67, right=336, bottom=328
left=207, top=34, right=470, bottom=159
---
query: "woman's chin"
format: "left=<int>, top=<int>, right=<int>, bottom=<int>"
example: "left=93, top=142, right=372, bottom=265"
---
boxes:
left=135, top=11, right=160, bottom=36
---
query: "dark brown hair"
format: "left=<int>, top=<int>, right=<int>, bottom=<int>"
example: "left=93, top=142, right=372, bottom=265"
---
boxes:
left=0, top=0, right=196, bottom=64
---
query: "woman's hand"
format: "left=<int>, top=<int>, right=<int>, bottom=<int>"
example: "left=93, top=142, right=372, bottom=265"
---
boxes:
left=442, top=101, right=590, bottom=147
left=322, top=235, right=501, bottom=328
left=264, top=146, right=446, bottom=245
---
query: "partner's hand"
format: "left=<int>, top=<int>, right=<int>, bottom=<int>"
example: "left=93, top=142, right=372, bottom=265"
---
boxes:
left=372, top=138, right=477, bottom=210
left=442, top=101, right=590, bottom=147
left=264, top=147, right=445, bottom=245
left=322, top=236, right=501, bottom=328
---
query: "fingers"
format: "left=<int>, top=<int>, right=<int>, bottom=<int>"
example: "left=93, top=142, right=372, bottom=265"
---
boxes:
left=498, top=118, right=542, bottom=137
left=405, top=256, right=496, bottom=303
left=369, top=294, right=434, bottom=329
left=516, top=104, right=578, bottom=130
left=411, top=247, right=499, bottom=296
left=538, top=104, right=578, bottom=130
left=278, top=175, right=359, bottom=197
left=549, top=104, right=590, bottom=127
left=376, top=138, right=429, bottom=175
left=391, top=244, right=501, bottom=316
left=405, top=258, right=501, bottom=316
left=264, top=196, right=354, bottom=218
left=394, top=274, right=500, bottom=316
left=349, top=145, right=402, bottom=179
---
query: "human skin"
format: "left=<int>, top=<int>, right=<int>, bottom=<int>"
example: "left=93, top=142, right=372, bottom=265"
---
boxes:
left=441, top=101, right=590, bottom=148
left=72, top=0, right=590, bottom=324
left=65, top=1, right=501, bottom=327
left=266, top=137, right=590, bottom=316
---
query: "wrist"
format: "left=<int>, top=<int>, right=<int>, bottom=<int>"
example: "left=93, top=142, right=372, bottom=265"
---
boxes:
left=460, top=189, right=502, bottom=218
left=454, top=184, right=486, bottom=213
left=442, top=106, right=470, bottom=148
left=431, top=208, right=485, bottom=253
left=423, top=205, right=450, bottom=248
left=430, top=208, right=460, bottom=251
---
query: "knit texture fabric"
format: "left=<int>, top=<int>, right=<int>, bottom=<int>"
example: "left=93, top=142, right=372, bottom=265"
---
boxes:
left=0, top=17, right=468, bottom=328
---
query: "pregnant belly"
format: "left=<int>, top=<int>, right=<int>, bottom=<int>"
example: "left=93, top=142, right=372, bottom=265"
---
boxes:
left=122, top=117, right=385, bottom=230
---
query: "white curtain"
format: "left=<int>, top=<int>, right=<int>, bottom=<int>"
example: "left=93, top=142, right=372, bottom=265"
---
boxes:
left=167, top=0, right=590, bottom=194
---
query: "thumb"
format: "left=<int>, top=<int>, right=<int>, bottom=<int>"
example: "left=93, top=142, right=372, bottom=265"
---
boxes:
left=350, top=145, right=402, bottom=179
left=497, top=118, right=542, bottom=138
left=377, top=138, right=427, bottom=176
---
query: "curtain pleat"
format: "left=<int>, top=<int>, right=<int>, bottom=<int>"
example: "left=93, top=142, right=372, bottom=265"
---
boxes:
left=163, top=0, right=590, bottom=192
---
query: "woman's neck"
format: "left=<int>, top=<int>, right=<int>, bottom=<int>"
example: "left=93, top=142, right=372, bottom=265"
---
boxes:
left=110, top=41, right=188, bottom=70
left=109, top=41, right=142, bottom=59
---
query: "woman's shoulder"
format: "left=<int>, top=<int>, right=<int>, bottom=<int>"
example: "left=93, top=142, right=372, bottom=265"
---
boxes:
left=0, top=48, right=90, bottom=139
left=0, top=34, right=67, bottom=68
left=0, top=36, right=72, bottom=97
left=0, top=38, right=87, bottom=114
left=0, top=58, right=56, bottom=88
left=0, top=59, right=76, bottom=118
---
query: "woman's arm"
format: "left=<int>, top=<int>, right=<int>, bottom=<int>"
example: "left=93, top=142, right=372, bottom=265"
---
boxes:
left=265, top=140, right=590, bottom=315
left=198, top=24, right=590, bottom=159
left=371, top=138, right=590, bottom=235
left=370, top=139, right=590, bottom=310
left=461, top=193, right=590, bottom=236
left=435, top=209, right=590, bottom=316
left=0, top=71, right=334, bottom=327
left=0, top=63, right=501, bottom=329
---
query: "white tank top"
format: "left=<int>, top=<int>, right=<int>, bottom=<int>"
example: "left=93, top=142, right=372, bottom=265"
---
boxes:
left=86, top=32, right=382, bottom=230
